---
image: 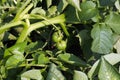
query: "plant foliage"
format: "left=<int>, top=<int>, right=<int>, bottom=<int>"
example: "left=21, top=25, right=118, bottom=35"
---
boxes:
left=0, top=0, right=120, bottom=80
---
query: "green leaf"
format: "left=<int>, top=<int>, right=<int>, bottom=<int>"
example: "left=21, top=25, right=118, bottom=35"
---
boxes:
left=1, top=0, right=7, bottom=4
left=38, top=54, right=49, bottom=64
left=57, top=53, right=86, bottom=66
left=115, top=0, right=120, bottom=12
left=105, top=12, right=120, bottom=34
left=91, top=13, right=101, bottom=22
left=88, top=61, right=100, bottom=79
left=46, top=63, right=66, bottom=80
left=103, top=53, right=120, bottom=65
left=88, top=53, right=120, bottom=79
left=0, top=32, right=16, bottom=42
left=40, top=0, right=42, bottom=2
left=4, top=42, right=27, bottom=58
left=0, top=33, right=4, bottom=41
left=21, top=69, right=43, bottom=80
left=0, top=66, right=7, bottom=78
left=57, top=0, right=68, bottom=13
left=79, top=1, right=98, bottom=20
left=112, top=33, right=120, bottom=44
left=65, top=5, right=80, bottom=23
left=91, top=23, right=113, bottom=54
left=73, top=70, right=88, bottom=80
left=32, top=0, right=41, bottom=7
left=25, top=41, right=44, bottom=53
left=0, top=48, right=4, bottom=59
left=66, top=0, right=81, bottom=11
left=47, top=6, right=57, bottom=16
left=98, top=57, right=120, bottom=80
left=46, top=0, right=52, bottom=8
left=99, top=0, right=116, bottom=6
left=78, top=30, right=93, bottom=60
left=0, top=33, right=4, bottom=47
left=31, top=7, right=46, bottom=16
left=5, top=54, right=24, bottom=68
left=114, top=38, right=120, bottom=53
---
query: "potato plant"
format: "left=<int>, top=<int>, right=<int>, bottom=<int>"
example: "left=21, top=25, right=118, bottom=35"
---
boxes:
left=0, top=0, right=120, bottom=80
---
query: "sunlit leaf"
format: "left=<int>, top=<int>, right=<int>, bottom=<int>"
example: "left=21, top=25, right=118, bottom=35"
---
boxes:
left=38, top=54, right=49, bottom=64
left=98, top=57, right=120, bottom=80
left=1, top=0, right=7, bottom=4
left=4, top=42, right=27, bottom=58
left=105, top=12, right=120, bottom=34
left=40, top=0, right=42, bottom=2
left=21, top=69, right=43, bottom=80
left=91, top=23, right=113, bottom=54
left=46, top=0, right=52, bottom=8
left=46, top=63, right=66, bottom=80
left=88, top=61, right=100, bottom=79
left=5, top=54, right=24, bottom=68
left=47, top=6, right=57, bottom=16
left=88, top=53, right=120, bottom=79
left=67, top=0, right=81, bottom=11
left=79, top=1, right=98, bottom=20
left=114, top=38, right=120, bottom=53
left=0, top=66, right=7, bottom=78
left=115, top=0, right=120, bottom=12
left=73, top=70, right=88, bottom=80
left=32, top=0, right=41, bottom=7
left=31, top=7, right=46, bottom=16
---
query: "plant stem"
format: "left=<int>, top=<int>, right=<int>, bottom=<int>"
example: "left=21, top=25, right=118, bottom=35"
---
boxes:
left=60, top=23, right=69, bottom=36
left=18, top=0, right=31, bottom=14
left=16, top=14, right=66, bottom=43
left=0, top=21, right=24, bottom=34
left=16, top=23, right=29, bottom=43
left=13, top=2, right=33, bottom=21
left=19, top=3, right=33, bottom=20
left=7, top=64, right=46, bottom=69
left=28, top=14, right=65, bottom=32
left=23, top=14, right=60, bottom=30
left=13, top=0, right=31, bottom=21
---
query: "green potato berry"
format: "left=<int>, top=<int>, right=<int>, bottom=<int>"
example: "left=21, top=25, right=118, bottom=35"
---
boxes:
left=52, top=32, right=63, bottom=42
left=56, top=40, right=67, bottom=50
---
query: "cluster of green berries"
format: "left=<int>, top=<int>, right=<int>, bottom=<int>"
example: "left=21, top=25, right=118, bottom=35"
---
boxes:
left=52, top=31, right=67, bottom=51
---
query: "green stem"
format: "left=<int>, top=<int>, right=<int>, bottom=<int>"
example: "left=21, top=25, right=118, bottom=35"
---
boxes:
left=60, top=23, right=69, bottom=36
left=23, top=14, right=60, bottom=30
left=19, top=3, right=33, bottom=20
left=13, top=2, right=33, bottom=21
left=17, top=0, right=31, bottom=14
left=28, top=14, right=65, bottom=33
left=7, top=63, right=46, bottom=69
left=0, top=21, right=24, bottom=34
left=13, top=0, right=31, bottom=21
left=16, top=23, right=29, bottom=43
left=17, top=14, right=66, bottom=43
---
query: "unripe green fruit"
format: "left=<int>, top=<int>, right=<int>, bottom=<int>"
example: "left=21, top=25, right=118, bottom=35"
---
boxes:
left=56, top=40, right=67, bottom=50
left=52, top=32, right=63, bottom=43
